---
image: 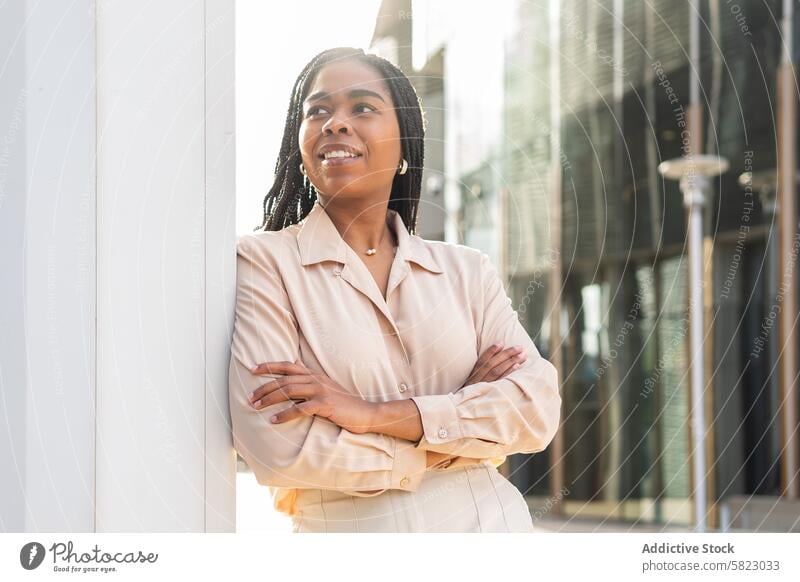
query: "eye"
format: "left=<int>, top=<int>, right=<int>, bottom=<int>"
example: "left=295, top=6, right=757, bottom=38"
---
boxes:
left=305, top=105, right=328, bottom=117
left=354, top=103, right=376, bottom=114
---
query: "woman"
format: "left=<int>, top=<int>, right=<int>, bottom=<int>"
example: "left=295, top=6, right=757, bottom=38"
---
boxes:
left=228, top=47, right=561, bottom=532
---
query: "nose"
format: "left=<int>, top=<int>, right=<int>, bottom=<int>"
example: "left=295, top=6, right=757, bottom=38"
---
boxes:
left=321, top=110, right=353, bottom=136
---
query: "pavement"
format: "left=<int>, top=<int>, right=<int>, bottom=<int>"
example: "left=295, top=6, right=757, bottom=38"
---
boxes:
left=530, top=515, right=694, bottom=533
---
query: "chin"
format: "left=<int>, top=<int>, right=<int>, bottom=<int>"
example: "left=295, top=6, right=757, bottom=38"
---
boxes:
left=322, top=191, right=371, bottom=203
left=316, top=180, right=367, bottom=198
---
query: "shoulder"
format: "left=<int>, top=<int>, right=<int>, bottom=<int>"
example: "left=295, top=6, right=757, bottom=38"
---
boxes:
left=413, top=236, right=490, bottom=274
left=236, top=226, right=300, bottom=265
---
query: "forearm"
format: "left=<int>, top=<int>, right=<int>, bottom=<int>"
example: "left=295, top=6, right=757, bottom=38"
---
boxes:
left=369, top=399, right=424, bottom=442
left=367, top=400, right=464, bottom=472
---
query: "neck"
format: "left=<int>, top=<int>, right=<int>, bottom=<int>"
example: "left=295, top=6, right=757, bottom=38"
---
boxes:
left=318, top=196, right=396, bottom=252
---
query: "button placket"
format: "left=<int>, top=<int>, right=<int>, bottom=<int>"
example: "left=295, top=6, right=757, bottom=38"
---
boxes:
left=338, top=258, right=411, bottom=366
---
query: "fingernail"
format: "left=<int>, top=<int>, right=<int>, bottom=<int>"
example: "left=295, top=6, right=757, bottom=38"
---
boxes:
left=512, top=363, right=520, bottom=370
left=250, top=365, right=258, bottom=373
left=270, top=415, right=278, bottom=423
left=248, top=391, right=255, bottom=402
left=253, top=399, right=261, bottom=408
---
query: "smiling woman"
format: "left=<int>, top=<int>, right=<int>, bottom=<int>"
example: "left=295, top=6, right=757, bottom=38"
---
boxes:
left=255, top=47, right=425, bottom=233
left=228, top=47, right=561, bottom=533
left=301, top=81, right=395, bottom=179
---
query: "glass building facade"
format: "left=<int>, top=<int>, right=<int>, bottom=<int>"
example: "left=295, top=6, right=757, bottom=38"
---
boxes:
left=372, top=0, right=799, bottom=527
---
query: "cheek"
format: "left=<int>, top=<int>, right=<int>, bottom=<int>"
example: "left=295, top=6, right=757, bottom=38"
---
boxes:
left=364, top=128, right=401, bottom=167
left=297, top=124, right=315, bottom=158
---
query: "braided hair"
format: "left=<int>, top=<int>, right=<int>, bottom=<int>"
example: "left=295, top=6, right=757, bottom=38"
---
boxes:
left=254, top=47, right=426, bottom=233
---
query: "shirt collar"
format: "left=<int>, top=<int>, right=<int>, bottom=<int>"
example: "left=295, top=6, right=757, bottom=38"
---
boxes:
left=296, top=199, right=443, bottom=274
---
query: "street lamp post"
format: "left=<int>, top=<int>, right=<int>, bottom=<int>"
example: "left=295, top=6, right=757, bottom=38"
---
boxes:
left=658, top=154, right=729, bottom=532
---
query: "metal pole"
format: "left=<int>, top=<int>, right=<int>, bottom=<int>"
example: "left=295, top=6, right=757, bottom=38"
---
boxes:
left=684, top=174, right=708, bottom=532
left=777, top=0, right=799, bottom=500
left=659, top=155, right=729, bottom=532
left=686, top=2, right=706, bottom=530
left=548, top=0, right=565, bottom=511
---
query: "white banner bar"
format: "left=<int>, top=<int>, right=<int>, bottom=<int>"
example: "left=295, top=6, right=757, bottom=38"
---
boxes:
left=2, top=533, right=799, bottom=581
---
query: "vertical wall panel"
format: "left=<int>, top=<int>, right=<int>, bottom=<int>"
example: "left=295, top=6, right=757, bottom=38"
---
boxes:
left=2, top=0, right=235, bottom=533
left=95, top=0, right=236, bottom=531
left=0, top=0, right=32, bottom=534
left=5, top=0, right=97, bottom=532
left=204, top=0, right=237, bottom=532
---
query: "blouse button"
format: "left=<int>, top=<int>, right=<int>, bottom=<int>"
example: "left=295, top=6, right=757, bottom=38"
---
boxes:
left=398, top=382, right=408, bottom=393
left=438, top=427, right=448, bottom=439
left=399, top=476, right=410, bottom=487
left=333, top=267, right=342, bottom=276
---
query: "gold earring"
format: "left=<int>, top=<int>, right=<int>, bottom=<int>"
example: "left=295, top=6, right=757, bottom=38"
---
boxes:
left=397, top=158, right=408, bottom=175
left=299, top=162, right=307, bottom=176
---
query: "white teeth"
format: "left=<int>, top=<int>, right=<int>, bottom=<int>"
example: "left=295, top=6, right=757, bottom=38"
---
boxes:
left=323, top=150, right=359, bottom=159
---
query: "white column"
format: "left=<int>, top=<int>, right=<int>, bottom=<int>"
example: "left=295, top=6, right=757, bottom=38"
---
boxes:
left=0, top=0, right=236, bottom=532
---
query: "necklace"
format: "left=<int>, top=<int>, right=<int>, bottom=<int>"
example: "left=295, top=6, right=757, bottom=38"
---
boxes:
left=365, top=246, right=398, bottom=256
left=364, top=225, right=398, bottom=256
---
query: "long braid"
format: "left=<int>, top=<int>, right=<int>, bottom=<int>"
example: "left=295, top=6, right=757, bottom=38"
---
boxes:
left=254, top=47, right=426, bottom=234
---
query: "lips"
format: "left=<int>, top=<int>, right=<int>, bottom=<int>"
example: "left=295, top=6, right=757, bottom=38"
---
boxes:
left=316, top=143, right=364, bottom=169
left=320, top=154, right=362, bottom=168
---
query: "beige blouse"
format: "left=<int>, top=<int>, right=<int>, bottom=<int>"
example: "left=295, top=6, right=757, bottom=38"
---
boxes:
left=228, top=199, right=561, bottom=516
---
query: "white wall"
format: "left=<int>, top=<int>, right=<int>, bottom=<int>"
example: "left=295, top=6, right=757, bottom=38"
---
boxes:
left=0, top=0, right=36, bottom=533
left=0, top=0, right=236, bottom=532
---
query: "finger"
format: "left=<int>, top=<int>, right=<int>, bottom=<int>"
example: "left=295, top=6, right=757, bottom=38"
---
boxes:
left=485, top=359, right=517, bottom=381
left=471, top=347, right=507, bottom=380
left=474, top=346, right=521, bottom=380
left=486, top=346, right=524, bottom=368
left=250, top=360, right=307, bottom=376
left=486, top=352, right=527, bottom=380
left=293, top=358, right=313, bottom=372
left=270, top=400, right=319, bottom=424
left=253, top=384, right=316, bottom=410
left=474, top=343, right=503, bottom=368
left=249, top=374, right=316, bottom=403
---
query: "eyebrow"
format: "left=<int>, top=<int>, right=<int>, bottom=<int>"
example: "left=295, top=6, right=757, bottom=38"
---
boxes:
left=304, top=89, right=386, bottom=106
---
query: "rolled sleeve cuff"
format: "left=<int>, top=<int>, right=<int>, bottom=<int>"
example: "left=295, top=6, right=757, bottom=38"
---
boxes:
left=391, top=437, right=428, bottom=491
left=410, top=393, right=463, bottom=449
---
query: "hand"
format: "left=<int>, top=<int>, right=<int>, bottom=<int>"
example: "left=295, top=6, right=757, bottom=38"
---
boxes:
left=426, top=450, right=458, bottom=469
left=422, top=345, right=524, bottom=475
left=462, top=343, right=527, bottom=388
left=248, top=360, right=378, bottom=434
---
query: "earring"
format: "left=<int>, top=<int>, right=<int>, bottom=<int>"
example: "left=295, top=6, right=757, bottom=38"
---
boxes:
left=397, top=158, right=408, bottom=175
left=299, top=162, right=307, bottom=176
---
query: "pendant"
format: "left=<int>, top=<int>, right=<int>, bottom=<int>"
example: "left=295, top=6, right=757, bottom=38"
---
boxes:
left=365, top=248, right=376, bottom=256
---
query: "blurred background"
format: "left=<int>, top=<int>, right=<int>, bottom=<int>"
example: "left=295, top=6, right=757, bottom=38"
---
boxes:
left=236, top=0, right=800, bottom=532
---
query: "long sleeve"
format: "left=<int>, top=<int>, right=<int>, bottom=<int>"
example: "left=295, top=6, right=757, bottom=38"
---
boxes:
left=228, top=235, right=428, bottom=495
left=410, top=251, right=561, bottom=459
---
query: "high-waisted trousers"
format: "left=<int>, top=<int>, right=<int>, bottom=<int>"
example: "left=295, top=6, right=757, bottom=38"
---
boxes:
left=290, top=460, right=534, bottom=533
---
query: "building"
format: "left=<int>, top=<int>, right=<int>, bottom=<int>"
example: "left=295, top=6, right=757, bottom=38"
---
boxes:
left=373, top=0, right=800, bottom=530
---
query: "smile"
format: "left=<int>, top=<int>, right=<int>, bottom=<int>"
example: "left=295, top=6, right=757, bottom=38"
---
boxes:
left=319, top=151, right=363, bottom=167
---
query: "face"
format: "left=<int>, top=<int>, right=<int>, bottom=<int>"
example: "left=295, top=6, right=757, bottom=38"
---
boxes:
left=298, top=58, right=402, bottom=203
